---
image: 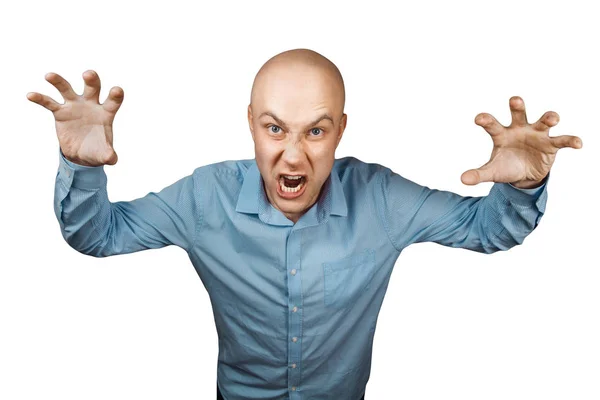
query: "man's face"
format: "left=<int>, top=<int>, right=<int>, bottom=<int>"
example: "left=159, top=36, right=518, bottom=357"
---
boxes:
left=248, top=63, right=347, bottom=223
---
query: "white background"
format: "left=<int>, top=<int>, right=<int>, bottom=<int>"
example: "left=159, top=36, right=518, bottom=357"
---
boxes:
left=1, top=1, right=598, bottom=399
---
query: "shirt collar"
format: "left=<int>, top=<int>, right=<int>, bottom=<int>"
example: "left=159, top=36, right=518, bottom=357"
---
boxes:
left=235, top=160, right=348, bottom=226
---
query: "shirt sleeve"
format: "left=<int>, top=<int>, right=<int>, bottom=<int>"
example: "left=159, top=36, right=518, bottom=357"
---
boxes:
left=376, top=166, right=548, bottom=254
left=54, top=148, right=201, bottom=257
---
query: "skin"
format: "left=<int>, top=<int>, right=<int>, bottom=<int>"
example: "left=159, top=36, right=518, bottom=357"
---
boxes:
left=463, top=97, right=583, bottom=188
left=27, top=49, right=583, bottom=223
left=27, top=70, right=122, bottom=167
left=247, top=49, right=347, bottom=223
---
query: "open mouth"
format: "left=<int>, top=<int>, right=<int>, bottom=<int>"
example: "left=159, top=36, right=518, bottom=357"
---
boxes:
left=279, top=174, right=306, bottom=194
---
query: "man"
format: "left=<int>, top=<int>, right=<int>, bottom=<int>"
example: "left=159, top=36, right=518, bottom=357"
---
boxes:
left=28, top=48, right=581, bottom=400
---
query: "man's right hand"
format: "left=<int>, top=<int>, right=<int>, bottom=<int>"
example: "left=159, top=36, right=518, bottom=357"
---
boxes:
left=27, top=70, right=124, bottom=167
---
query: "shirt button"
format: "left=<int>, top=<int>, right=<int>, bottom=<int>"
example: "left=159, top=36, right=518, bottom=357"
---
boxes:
left=290, top=269, right=297, bottom=276
left=292, top=337, right=298, bottom=343
left=292, top=306, right=298, bottom=312
left=291, top=386, right=297, bottom=391
left=291, top=363, right=297, bottom=368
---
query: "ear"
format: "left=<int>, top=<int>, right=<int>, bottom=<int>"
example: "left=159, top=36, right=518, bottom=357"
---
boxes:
left=335, top=113, right=347, bottom=149
left=247, top=104, right=255, bottom=142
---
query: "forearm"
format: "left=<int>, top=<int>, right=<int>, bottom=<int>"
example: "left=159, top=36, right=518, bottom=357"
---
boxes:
left=54, top=148, right=200, bottom=257
left=378, top=167, right=548, bottom=254
left=54, top=148, right=114, bottom=257
left=474, top=177, right=548, bottom=252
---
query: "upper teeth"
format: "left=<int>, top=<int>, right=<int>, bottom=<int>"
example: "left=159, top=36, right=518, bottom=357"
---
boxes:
left=284, top=175, right=302, bottom=180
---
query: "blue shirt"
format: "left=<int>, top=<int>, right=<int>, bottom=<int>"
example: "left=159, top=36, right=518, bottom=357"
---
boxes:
left=54, top=148, right=548, bottom=400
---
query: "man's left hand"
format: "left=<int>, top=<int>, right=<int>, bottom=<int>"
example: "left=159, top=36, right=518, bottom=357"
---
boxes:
left=461, top=96, right=583, bottom=189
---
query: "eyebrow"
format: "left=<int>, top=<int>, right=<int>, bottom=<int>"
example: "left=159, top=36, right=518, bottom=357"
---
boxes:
left=259, top=111, right=334, bottom=130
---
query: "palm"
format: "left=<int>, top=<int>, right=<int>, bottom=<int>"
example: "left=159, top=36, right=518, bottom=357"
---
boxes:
left=27, top=70, right=124, bottom=167
left=461, top=96, right=582, bottom=188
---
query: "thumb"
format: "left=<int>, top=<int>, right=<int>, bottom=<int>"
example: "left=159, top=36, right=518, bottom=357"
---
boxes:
left=461, top=167, right=494, bottom=185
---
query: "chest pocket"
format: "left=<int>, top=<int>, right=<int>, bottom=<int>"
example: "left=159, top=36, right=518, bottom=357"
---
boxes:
left=323, top=248, right=376, bottom=309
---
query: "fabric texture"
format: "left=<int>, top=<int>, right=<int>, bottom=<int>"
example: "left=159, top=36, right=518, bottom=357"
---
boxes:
left=54, top=148, right=547, bottom=400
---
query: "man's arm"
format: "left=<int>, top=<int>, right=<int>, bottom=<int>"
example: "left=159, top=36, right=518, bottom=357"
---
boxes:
left=376, top=166, right=547, bottom=253
left=55, top=148, right=201, bottom=257
left=375, top=96, right=581, bottom=254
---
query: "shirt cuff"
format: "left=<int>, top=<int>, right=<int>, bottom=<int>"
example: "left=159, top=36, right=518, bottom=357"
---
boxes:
left=58, top=148, right=107, bottom=189
left=494, top=173, right=549, bottom=211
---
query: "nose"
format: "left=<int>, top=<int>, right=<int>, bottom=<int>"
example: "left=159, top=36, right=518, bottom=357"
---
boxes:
left=281, top=136, right=306, bottom=168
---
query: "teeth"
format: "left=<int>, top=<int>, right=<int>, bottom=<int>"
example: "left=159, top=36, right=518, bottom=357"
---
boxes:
left=279, top=176, right=305, bottom=193
left=284, top=175, right=302, bottom=180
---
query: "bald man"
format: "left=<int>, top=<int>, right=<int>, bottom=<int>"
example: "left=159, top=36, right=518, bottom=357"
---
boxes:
left=29, top=49, right=581, bottom=400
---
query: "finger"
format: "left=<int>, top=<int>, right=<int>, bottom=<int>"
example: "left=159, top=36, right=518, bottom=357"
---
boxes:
left=82, top=70, right=101, bottom=102
left=45, top=72, right=79, bottom=102
left=102, top=86, right=125, bottom=114
left=475, top=112, right=505, bottom=136
left=26, top=92, right=61, bottom=112
left=550, top=134, right=583, bottom=149
left=532, top=111, right=560, bottom=132
left=509, top=96, right=528, bottom=127
left=461, top=165, right=494, bottom=185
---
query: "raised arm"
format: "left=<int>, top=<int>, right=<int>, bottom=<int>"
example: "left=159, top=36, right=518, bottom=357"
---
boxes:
left=29, top=71, right=201, bottom=256
left=378, top=166, right=548, bottom=253
left=54, top=148, right=200, bottom=256
left=377, top=96, right=582, bottom=253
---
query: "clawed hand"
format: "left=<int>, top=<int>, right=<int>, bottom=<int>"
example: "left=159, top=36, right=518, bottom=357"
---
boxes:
left=461, top=96, right=582, bottom=189
left=27, top=70, right=123, bottom=166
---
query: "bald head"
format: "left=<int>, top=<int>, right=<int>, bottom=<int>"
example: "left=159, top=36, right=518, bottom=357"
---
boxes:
left=250, top=48, right=345, bottom=116
left=246, top=48, right=349, bottom=224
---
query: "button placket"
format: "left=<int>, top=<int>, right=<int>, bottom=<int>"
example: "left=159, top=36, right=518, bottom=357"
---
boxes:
left=286, top=230, right=302, bottom=397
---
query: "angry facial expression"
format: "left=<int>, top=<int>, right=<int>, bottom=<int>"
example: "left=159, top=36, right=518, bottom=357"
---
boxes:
left=248, top=63, right=347, bottom=223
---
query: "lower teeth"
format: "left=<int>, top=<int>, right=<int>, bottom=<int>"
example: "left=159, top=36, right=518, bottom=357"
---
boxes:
left=280, top=178, right=304, bottom=193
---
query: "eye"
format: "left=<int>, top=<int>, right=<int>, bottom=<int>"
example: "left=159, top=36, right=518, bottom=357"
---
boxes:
left=269, top=125, right=282, bottom=134
left=310, top=128, right=323, bottom=136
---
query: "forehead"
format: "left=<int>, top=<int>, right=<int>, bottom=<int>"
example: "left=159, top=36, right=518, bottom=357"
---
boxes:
left=254, top=65, right=342, bottom=114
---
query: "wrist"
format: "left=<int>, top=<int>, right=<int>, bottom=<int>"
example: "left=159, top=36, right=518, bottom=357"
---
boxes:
left=510, top=174, right=548, bottom=189
left=59, top=148, right=102, bottom=167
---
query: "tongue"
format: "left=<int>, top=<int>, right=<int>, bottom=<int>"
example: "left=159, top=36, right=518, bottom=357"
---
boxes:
left=284, top=177, right=302, bottom=188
